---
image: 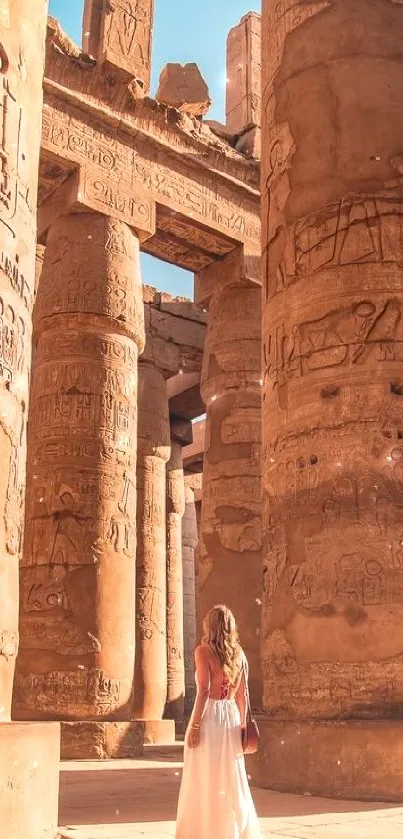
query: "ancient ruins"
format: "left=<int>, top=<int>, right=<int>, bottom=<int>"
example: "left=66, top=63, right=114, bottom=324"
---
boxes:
left=2, top=0, right=403, bottom=835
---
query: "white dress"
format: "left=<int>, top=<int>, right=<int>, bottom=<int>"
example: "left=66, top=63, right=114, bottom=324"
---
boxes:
left=175, top=697, right=261, bottom=838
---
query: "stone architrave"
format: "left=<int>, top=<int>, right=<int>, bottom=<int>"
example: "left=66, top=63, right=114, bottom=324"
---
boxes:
left=165, top=439, right=186, bottom=720
left=82, top=0, right=154, bottom=92
left=256, top=0, right=403, bottom=800
left=14, top=213, right=145, bottom=721
left=133, top=361, right=170, bottom=721
left=182, top=481, right=198, bottom=716
left=198, top=273, right=262, bottom=707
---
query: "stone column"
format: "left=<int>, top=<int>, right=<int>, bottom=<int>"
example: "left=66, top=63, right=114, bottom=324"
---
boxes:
left=198, top=276, right=262, bottom=706
left=0, top=1, right=60, bottom=835
left=255, top=0, right=403, bottom=801
left=165, top=439, right=186, bottom=720
left=133, top=361, right=173, bottom=740
left=14, top=214, right=144, bottom=738
left=182, top=481, right=198, bottom=716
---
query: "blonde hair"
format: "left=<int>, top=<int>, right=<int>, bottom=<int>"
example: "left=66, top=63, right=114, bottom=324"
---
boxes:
left=202, top=604, right=242, bottom=684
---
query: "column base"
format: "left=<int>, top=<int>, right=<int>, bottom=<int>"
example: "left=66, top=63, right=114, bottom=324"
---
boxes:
left=142, top=719, right=176, bottom=745
left=0, top=721, right=60, bottom=839
left=248, top=717, right=403, bottom=802
left=61, top=721, right=144, bottom=760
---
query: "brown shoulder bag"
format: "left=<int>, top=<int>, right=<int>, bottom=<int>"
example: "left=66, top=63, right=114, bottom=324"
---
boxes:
left=241, top=655, right=260, bottom=755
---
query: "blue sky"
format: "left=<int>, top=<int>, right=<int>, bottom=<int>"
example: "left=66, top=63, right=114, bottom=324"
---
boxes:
left=48, top=0, right=260, bottom=298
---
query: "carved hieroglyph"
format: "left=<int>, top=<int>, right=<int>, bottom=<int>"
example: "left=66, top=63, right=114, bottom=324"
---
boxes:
left=262, top=0, right=403, bottom=719
left=199, top=280, right=262, bottom=706
left=14, top=213, right=145, bottom=720
left=133, top=361, right=170, bottom=720
left=182, top=483, right=198, bottom=715
left=0, top=0, right=48, bottom=721
left=165, top=440, right=185, bottom=719
left=83, top=0, right=154, bottom=92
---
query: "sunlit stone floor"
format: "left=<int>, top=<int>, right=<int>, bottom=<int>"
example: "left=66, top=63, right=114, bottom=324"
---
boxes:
left=58, top=745, right=403, bottom=839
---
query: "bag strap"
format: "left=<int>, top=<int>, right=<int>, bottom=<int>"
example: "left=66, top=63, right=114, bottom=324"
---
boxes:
left=242, top=653, right=252, bottom=723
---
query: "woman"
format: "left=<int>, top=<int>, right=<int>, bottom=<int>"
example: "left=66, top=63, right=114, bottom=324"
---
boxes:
left=176, top=604, right=261, bottom=838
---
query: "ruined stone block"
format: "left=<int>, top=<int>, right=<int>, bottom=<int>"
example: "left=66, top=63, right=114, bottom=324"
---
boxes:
left=156, top=63, right=211, bottom=116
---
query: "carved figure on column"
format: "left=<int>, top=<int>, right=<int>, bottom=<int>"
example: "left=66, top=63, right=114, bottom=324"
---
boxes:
left=14, top=213, right=145, bottom=721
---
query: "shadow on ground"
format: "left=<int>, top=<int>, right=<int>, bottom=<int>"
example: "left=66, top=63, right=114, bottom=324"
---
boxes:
left=58, top=746, right=399, bottom=829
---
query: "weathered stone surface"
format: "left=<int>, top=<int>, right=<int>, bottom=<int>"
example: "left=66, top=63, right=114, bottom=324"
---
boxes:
left=61, top=721, right=144, bottom=760
left=182, top=484, right=198, bottom=715
left=14, top=214, right=145, bottom=721
left=165, top=441, right=185, bottom=720
left=82, top=0, right=154, bottom=92
left=199, top=273, right=262, bottom=707
left=156, top=63, right=211, bottom=117
left=259, top=0, right=403, bottom=796
left=133, top=362, right=170, bottom=720
left=226, top=13, right=261, bottom=135
left=0, top=722, right=60, bottom=839
left=142, top=719, right=175, bottom=744
left=248, top=719, right=403, bottom=803
left=0, top=0, right=48, bottom=724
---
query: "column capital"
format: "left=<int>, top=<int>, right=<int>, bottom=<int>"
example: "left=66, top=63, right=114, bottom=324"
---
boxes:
left=169, top=417, right=193, bottom=447
left=195, top=245, right=260, bottom=307
left=38, top=168, right=155, bottom=242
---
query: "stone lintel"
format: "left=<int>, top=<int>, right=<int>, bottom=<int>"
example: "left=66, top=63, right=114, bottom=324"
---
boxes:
left=82, top=0, right=154, bottom=93
left=248, top=718, right=403, bottom=803
left=194, top=245, right=261, bottom=306
left=38, top=168, right=155, bottom=241
left=61, top=720, right=144, bottom=760
left=40, top=88, right=260, bottom=253
left=170, top=416, right=193, bottom=447
left=226, top=12, right=261, bottom=136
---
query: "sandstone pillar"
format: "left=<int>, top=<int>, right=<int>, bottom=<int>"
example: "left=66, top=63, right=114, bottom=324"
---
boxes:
left=133, top=361, right=172, bottom=734
left=0, top=1, right=60, bottom=834
left=254, top=0, right=403, bottom=801
left=182, top=481, right=198, bottom=716
left=198, top=272, right=262, bottom=706
left=165, top=439, right=186, bottom=719
left=14, top=214, right=144, bottom=733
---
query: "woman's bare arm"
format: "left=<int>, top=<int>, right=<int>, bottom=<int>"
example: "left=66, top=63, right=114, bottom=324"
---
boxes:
left=190, top=645, right=210, bottom=727
left=235, top=657, right=248, bottom=727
